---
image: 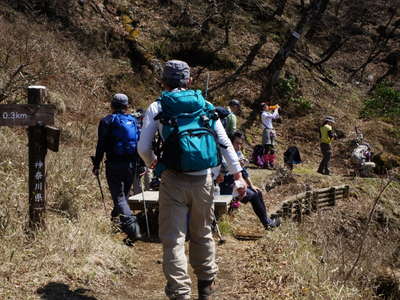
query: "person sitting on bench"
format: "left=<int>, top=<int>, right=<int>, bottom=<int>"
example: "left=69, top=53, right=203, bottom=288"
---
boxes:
left=217, top=131, right=280, bottom=230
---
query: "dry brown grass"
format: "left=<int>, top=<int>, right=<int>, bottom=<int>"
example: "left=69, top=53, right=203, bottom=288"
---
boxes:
left=220, top=170, right=400, bottom=299
left=0, top=12, right=142, bottom=299
left=0, top=118, right=141, bottom=299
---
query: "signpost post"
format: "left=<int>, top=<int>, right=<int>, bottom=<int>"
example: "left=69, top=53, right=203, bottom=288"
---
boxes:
left=0, top=85, right=59, bottom=230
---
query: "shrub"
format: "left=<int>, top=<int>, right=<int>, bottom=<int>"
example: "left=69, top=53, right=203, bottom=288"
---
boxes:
left=276, top=75, right=298, bottom=98
left=361, top=82, right=400, bottom=123
left=288, top=96, right=313, bottom=111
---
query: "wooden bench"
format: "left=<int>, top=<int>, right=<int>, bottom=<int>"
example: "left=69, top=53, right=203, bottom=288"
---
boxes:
left=128, top=191, right=232, bottom=218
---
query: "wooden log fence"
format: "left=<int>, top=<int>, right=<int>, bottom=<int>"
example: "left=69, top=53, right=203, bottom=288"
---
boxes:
left=272, top=185, right=350, bottom=222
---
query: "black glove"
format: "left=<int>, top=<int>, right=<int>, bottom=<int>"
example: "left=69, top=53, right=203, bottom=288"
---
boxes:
left=92, top=166, right=99, bottom=176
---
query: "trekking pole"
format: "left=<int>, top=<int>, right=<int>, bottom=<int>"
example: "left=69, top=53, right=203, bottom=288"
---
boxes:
left=139, top=171, right=151, bottom=239
left=90, top=156, right=107, bottom=215
left=205, top=72, right=210, bottom=99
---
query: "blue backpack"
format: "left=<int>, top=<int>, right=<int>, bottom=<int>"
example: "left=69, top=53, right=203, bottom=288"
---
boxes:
left=110, top=113, right=139, bottom=156
left=155, top=90, right=221, bottom=173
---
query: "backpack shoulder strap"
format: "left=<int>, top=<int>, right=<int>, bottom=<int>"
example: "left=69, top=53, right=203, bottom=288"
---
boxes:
left=153, top=97, right=163, bottom=121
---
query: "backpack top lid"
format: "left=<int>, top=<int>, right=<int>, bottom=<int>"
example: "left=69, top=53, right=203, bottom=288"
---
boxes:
left=215, top=106, right=231, bottom=119
left=158, top=89, right=216, bottom=135
left=160, top=89, right=209, bottom=117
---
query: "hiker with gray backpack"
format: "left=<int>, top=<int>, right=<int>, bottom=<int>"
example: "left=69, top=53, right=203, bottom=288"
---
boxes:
left=138, top=60, right=246, bottom=300
left=92, top=93, right=142, bottom=243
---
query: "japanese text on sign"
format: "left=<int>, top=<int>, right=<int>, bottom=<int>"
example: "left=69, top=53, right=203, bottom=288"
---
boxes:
left=34, top=160, right=44, bottom=202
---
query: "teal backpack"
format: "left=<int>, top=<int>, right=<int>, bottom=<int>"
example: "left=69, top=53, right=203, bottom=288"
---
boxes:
left=155, top=89, right=221, bottom=174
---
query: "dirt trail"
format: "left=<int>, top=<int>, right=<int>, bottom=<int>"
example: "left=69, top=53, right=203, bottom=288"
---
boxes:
left=110, top=235, right=257, bottom=300
left=106, top=166, right=348, bottom=300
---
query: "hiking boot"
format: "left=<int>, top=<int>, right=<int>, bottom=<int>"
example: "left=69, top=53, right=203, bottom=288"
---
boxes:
left=124, top=221, right=142, bottom=241
left=265, top=217, right=281, bottom=231
left=198, top=279, right=215, bottom=300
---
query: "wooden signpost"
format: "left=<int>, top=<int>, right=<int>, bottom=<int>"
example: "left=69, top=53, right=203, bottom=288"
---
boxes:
left=0, top=86, right=60, bottom=230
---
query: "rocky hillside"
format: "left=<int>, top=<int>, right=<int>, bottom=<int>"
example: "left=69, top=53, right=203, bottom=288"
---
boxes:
left=0, top=0, right=399, bottom=299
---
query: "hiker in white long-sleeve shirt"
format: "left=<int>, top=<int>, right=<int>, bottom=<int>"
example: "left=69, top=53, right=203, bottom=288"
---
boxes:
left=138, top=60, right=246, bottom=300
left=261, top=102, right=280, bottom=146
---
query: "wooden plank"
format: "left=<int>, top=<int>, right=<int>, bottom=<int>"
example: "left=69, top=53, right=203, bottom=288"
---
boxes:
left=317, top=194, right=344, bottom=202
left=282, top=202, right=290, bottom=218
left=234, top=232, right=264, bottom=241
left=294, top=200, right=302, bottom=222
left=288, top=201, right=293, bottom=218
left=314, top=191, right=342, bottom=198
left=284, top=192, right=307, bottom=203
left=312, top=192, right=318, bottom=212
left=317, top=198, right=343, bottom=205
left=314, top=185, right=347, bottom=193
left=0, top=104, right=56, bottom=126
left=304, top=191, right=312, bottom=215
left=129, top=201, right=159, bottom=211
left=45, top=126, right=60, bottom=152
left=318, top=203, right=336, bottom=208
left=344, top=185, right=350, bottom=199
left=331, top=187, right=336, bottom=206
left=129, top=191, right=159, bottom=202
left=272, top=185, right=351, bottom=219
left=316, top=189, right=344, bottom=197
left=128, top=192, right=232, bottom=211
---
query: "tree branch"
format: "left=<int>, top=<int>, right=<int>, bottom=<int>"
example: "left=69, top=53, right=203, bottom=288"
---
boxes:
left=209, top=34, right=267, bottom=93
left=344, top=179, right=393, bottom=282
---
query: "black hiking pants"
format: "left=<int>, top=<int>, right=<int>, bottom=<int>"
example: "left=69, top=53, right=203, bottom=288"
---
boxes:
left=318, top=143, right=332, bottom=175
left=220, top=184, right=274, bottom=229
left=105, top=160, right=138, bottom=231
left=241, top=188, right=275, bottom=229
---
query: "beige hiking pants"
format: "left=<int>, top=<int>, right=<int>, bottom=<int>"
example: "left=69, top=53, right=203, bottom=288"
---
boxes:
left=159, top=169, right=218, bottom=299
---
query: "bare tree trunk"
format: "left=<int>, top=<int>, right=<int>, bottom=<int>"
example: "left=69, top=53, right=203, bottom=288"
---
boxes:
left=349, top=11, right=399, bottom=81
left=224, top=20, right=231, bottom=46
left=313, top=35, right=348, bottom=66
left=274, top=0, right=288, bottom=16
left=259, top=0, right=324, bottom=102
left=370, top=51, right=400, bottom=92
left=200, top=0, right=222, bottom=36
left=300, top=0, right=305, bottom=10
left=306, top=0, right=330, bottom=39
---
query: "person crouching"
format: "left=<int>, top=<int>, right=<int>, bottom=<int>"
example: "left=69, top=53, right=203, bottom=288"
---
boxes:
left=217, top=131, right=280, bottom=230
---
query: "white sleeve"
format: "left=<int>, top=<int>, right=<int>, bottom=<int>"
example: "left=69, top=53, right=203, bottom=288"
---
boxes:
left=261, top=111, right=271, bottom=127
left=272, top=109, right=279, bottom=119
left=214, top=119, right=242, bottom=175
left=137, top=102, right=159, bottom=167
left=261, top=112, right=267, bottom=125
